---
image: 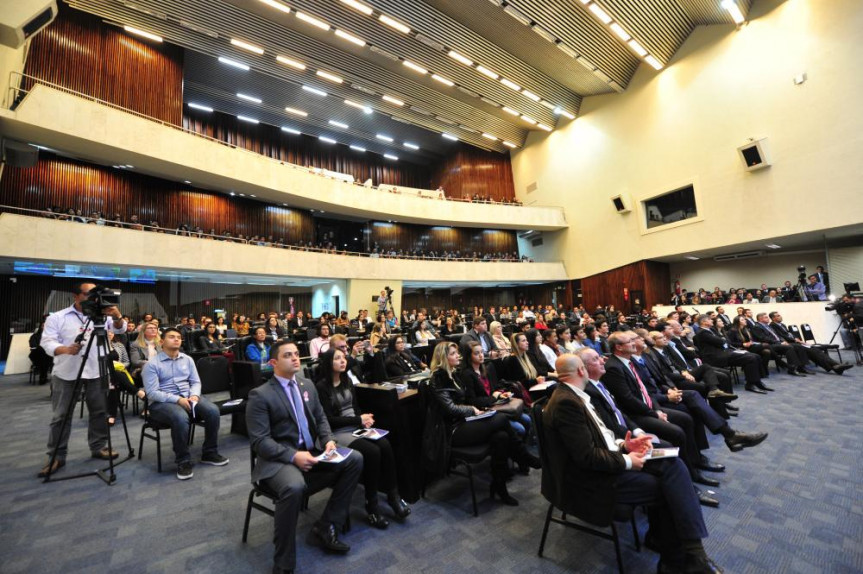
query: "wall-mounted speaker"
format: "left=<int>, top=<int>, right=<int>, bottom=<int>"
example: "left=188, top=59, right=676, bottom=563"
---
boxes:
left=1, top=139, right=39, bottom=168
left=611, top=194, right=631, bottom=213
left=737, top=138, right=771, bottom=172
left=0, top=0, right=57, bottom=48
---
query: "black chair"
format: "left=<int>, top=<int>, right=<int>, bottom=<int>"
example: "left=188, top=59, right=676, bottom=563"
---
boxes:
left=196, top=355, right=246, bottom=435
left=788, top=324, right=803, bottom=340
left=800, top=323, right=842, bottom=361
left=418, top=379, right=491, bottom=517
left=138, top=397, right=173, bottom=472
left=242, top=447, right=350, bottom=543
left=531, top=399, right=641, bottom=574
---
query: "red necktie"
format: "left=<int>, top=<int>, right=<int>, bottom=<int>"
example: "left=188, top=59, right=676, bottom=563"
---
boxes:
left=628, top=361, right=653, bottom=409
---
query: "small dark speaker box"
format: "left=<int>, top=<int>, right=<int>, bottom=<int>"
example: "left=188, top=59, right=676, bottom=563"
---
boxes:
left=737, top=138, right=771, bottom=172
left=610, top=194, right=631, bottom=213
left=2, top=140, right=39, bottom=168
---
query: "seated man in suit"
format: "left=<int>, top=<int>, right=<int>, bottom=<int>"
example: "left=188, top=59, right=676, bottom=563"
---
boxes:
left=143, top=328, right=229, bottom=480
left=693, top=316, right=771, bottom=394
left=768, top=312, right=853, bottom=375
left=246, top=340, right=363, bottom=574
left=761, top=290, right=783, bottom=304
left=660, top=322, right=734, bottom=396
left=543, top=353, right=721, bottom=573
left=749, top=312, right=809, bottom=375
left=459, top=317, right=499, bottom=359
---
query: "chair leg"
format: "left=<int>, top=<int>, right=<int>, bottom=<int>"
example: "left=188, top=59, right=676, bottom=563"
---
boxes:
left=611, top=522, right=625, bottom=574
left=462, top=462, right=478, bottom=517
left=538, top=503, right=554, bottom=557
left=155, top=429, right=162, bottom=473
left=242, top=490, right=255, bottom=543
left=138, top=426, right=145, bottom=460
left=630, top=515, right=641, bottom=551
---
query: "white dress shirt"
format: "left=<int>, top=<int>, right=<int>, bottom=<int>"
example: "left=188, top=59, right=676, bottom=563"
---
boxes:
left=563, top=382, right=632, bottom=470
left=41, top=305, right=127, bottom=380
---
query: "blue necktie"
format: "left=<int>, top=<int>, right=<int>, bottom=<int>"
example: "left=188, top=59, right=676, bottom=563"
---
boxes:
left=287, top=380, right=314, bottom=449
left=595, top=381, right=626, bottom=428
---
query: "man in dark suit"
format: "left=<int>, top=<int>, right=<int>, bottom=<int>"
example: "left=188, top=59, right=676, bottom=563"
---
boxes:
left=750, top=312, right=809, bottom=374
left=246, top=341, right=363, bottom=574
left=768, top=312, right=853, bottom=374
left=659, top=322, right=735, bottom=396
left=543, top=354, right=721, bottom=573
left=714, top=307, right=732, bottom=330
left=459, top=317, right=498, bottom=359
left=779, top=280, right=798, bottom=302
left=693, top=316, right=771, bottom=394
left=816, top=266, right=830, bottom=293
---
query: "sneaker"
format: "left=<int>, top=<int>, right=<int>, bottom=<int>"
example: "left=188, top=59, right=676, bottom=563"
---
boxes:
left=177, top=462, right=194, bottom=480
left=200, top=453, right=229, bottom=466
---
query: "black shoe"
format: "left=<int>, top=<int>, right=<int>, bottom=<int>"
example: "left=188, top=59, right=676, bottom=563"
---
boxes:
left=37, top=458, right=65, bottom=478
left=365, top=510, right=389, bottom=530
left=727, top=410, right=738, bottom=417
left=692, top=471, right=720, bottom=487
left=832, top=363, right=854, bottom=375
left=697, top=490, right=720, bottom=508
left=176, top=461, right=194, bottom=480
left=724, top=404, right=739, bottom=411
left=200, top=453, right=230, bottom=466
left=787, top=370, right=806, bottom=377
left=756, top=382, right=774, bottom=392
left=745, top=385, right=767, bottom=394
left=272, top=565, right=293, bottom=574
left=707, top=390, right=738, bottom=402
left=308, top=523, right=350, bottom=554
left=800, top=367, right=816, bottom=375
left=387, top=493, right=411, bottom=521
left=489, top=480, right=519, bottom=506
left=697, top=457, right=725, bottom=473
left=725, top=431, right=768, bottom=452
left=91, top=447, right=119, bottom=460
left=776, top=361, right=790, bottom=372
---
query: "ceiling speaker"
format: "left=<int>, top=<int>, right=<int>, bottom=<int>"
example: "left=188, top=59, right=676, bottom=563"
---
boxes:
left=737, top=138, right=771, bottom=172
left=1, top=139, right=39, bottom=168
left=611, top=194, right=631, bottom=213
left=0, top=0, right=57, bottom=48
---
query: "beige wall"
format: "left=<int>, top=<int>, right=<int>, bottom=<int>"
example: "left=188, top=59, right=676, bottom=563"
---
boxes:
left=669, top=251, right=826, bottom=294
left=511, top=0, right=863, bottom=278
left=0, top=42, right=27, bottom=109
left=346, top=279, right=402, bottom=319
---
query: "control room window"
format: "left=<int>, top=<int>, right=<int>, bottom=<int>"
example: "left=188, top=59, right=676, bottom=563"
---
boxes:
left=643, top=184, right=698, bottom=230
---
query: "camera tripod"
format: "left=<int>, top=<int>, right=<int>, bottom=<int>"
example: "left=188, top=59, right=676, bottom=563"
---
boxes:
left=828, top=317, right=863, bottom=366
left=43, top=318, right=135, bottom=485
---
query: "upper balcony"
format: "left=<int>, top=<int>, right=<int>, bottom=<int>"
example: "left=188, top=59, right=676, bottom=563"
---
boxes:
left=0, top=78, right=567, bottom=232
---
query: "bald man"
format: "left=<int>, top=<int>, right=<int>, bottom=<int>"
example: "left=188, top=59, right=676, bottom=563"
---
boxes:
left=542, top=354, right=720, bottom=573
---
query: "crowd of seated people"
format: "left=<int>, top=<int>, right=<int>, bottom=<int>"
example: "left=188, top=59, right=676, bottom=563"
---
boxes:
left=670, top=268, right=831, bottom=304
left=35, top=205, right=531, bottom=262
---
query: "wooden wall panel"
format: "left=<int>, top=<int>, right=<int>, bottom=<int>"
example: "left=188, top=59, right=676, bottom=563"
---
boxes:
left=369, top=223, right=517, bottom=256
left=0, top=154, right=315, bottom=242
left=429, top=143, right=516, bottom=201
left=580, top=260, right=671, bottom=313
left=22, top=4, right=184, bottom=124
left=184, top=110, right=431, bottom=189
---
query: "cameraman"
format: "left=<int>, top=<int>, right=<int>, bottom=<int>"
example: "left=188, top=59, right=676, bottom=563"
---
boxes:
left=38, top=281, right=127, bottom=478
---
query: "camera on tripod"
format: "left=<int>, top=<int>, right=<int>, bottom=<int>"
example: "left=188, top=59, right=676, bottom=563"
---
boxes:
left=797, top=265, right=807, bottom=282
left=384, top=285, right=394, bottom=297
left=79, top=285, right=122, bottom=322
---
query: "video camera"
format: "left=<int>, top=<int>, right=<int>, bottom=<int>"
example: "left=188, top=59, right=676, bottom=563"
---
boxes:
left=384, top=285, right=394, bottom=297
left=79, top=285, right=122, bottom=322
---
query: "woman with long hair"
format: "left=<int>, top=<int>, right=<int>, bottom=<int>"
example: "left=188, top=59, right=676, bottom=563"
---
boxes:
left=384, top=335, right=426, bottom=377
left=726, top=315, right=777, bottom=377
left=214, top=316, right=228, bottom=339
left=504, top=331, right=547, bottom=393
left=369, top=322, right=387, bottom=348
left=489, top=321, right=512, bottom=357
left=130, top=321, right=162, bottom=376
left=198, top=322, right=224, bottom=352
left=315, top=349, right=410, bottom=528
left=526, top=328, right=558, bottom=379
left=428, top=342, right=539, bottom=505
left=265, top=317, right=284, bottom=342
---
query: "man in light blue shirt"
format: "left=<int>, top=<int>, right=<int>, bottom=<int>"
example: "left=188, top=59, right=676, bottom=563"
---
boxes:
left=143, top=328, right=228, bottom=480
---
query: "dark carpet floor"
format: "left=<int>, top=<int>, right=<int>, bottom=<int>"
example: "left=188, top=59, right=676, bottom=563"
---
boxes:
left=1, top=363, right=862, bottom=574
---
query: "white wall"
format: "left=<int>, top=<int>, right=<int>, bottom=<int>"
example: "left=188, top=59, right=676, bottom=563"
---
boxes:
left=311, top=282, right=347, bottom=318
left=669, top=251, right=826, bottom=293
left=511, top=0, right=863, bottom=278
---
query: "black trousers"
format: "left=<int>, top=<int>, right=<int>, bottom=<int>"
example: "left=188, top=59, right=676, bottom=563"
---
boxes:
left=631, top=409, right=700, bottom=478
left=795, top=344, right=836, bottom=370
left=706, top=352, right=762, bottom=384
left=346, top=436, right=398, bottom=507
left=451, top=412, right=513, bottom=480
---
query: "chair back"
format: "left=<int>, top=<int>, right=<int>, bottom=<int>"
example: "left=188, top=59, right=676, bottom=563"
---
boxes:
left=226, top=328, right=238, bottom=339
left=197, top=355, right=232, bottom=395
left=530, top=397, right=550, bottom=469
left=800, top=324, right=815, bottom=342
left=789, top=324, right=803, bottom=340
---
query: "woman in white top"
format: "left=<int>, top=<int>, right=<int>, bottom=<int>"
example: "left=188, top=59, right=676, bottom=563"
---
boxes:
left=557, top=325, right=578, bottom=354
left=414, top=322, right=434, bottom=346
left=214, top=316, right=228, bottom=338
left=489, top=321, right=512, bottom=357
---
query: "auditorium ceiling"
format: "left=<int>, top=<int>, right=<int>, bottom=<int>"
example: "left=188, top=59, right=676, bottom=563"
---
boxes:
left=65, top=0, right=754, bottom=161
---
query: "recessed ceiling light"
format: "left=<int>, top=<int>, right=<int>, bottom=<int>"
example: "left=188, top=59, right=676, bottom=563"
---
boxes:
left=403, top=142, right=419, bottom=150
left=276, top=55, right=306, bottom=70
left=340, top=0, right=373, bottom=16
left=259, top=0, right=291, bottom=13
left=319, top=136, right=337, bottom=144
left=188, top=103, right=213, bottom=112
left=284, top=106, right=308, bottom=116
left=537, top=123, right=553, bottom=132
left=645, top=55, right=663, bottom=70
left=376, top=134, right=394, bottom=142
left=350, top=145, right=366, bottom=152
left=230, top=39, right=264, bottom=55
left=230, top=192, right=236, bottom=196
left=344, top=99, right=372, bottom=113
left=476, top=65, right=498, bottom=80
left=384, top=154, right=398, bottom=160
left=448, top=51, right=473, bottom=66
left=522, top=90, right=540, bottom=102
left=766, top=244, right=782, bottom=249
left=218, top=57, right=249, bottom=71
left=502, top=106, right=519, bottom=116
left=328, top=120, right=349, bottom=129
left=503, top=141, right=517, bottom=148
left=501, top=78, right=521, bottom=91
left=481, top=133, right=498, bottom=141
left=335, top=29, right=365, bottom=47
left=685, top=256, right=700, bottom=260
left=316, top=70, right=343, bottom=83
left=628, top=39, right=648, bottom=57
left=184, top=180, right=191, bottom=184
left=238, top=115, right=259, bottom=123
left=442, top=133, right=458, bottom=141
left=431, top=74, right=454, bottom=86
left=402, top=60, right=428, bottom=74
left=302, top=85, right=328, bottom=96
left=521, top=115, right=537, bottom=124
left=237, top=93, right=262, bottom=103
left=588, top=3, right=612, bottom=24
left=379, top=14, right=411, bottom=34
left=609, top=23, right=631, bottom=41
left=281, top=126, right=302, bottom=134
left=382, top=95, right=404, bottom=106
left=295, top=11, right=330, bottom=31
left=123, top=26, right=162, bottom=42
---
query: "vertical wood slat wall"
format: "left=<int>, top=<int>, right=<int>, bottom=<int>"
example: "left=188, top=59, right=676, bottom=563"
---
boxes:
left=430, top=143, right=516, bottom=202
left=580, top=260, right=671, bottom=312
left=183, top=110, right=432, bottom=189
left=22, top=5, right=184, bottom=124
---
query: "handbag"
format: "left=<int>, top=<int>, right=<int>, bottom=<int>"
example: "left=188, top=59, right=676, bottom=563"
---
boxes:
left=490, top=397, right=524, bottom=418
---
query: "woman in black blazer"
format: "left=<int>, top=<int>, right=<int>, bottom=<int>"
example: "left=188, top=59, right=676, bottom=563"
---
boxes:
left=726, top=315, right=775, bottom=377
left=197, top=322, right=224, bottom=352
left=429, top=342, right=539, bottom=506
left=384, top=335, right=426, bottom=377
left=504, top=331, right=552, bottom=394
left=315, top=349, right=410, bottom=528
left=264, top=317, right=284, bottom=342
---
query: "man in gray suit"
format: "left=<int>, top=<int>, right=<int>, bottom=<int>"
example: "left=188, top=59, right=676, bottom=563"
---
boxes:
left=246, top=341, right=363, bottom=574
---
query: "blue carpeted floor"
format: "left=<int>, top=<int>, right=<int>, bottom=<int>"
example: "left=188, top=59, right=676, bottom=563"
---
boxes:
left=1, top=364, right=861, bottom=573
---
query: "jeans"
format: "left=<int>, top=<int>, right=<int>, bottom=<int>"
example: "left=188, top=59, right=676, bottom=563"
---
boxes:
left=47, top=376, right=108, bottom=459
left=508, top=412, right=532, bottom=436
left=148, top=396, right=221, bottom=463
